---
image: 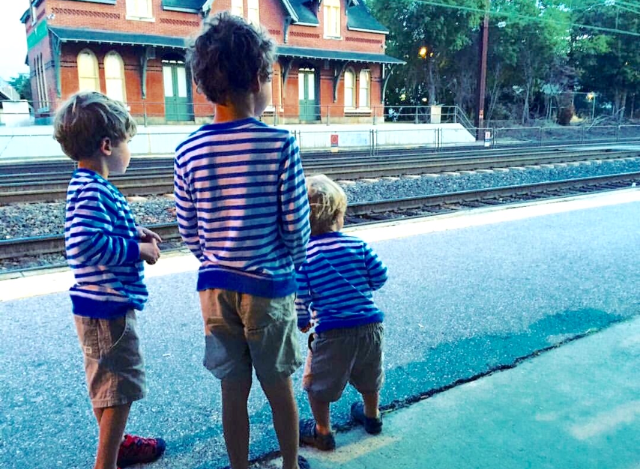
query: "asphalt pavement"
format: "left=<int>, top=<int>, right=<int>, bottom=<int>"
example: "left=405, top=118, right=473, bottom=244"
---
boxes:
left=1, top=188, right=639, bottom=469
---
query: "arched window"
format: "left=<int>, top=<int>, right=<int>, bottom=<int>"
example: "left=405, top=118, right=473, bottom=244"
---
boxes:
left=344, top=69, right=355, bottom=108
left=248, top=0, right=260, bottom=25
left=359, top=69, right=371, bottom=109
left=231, top=0, right=243, bottom=17
left=105, top=51, right=126, bottom=102
left=324, top=0, right=341, bottom=38
left=77, top=50, right=100, bottom=92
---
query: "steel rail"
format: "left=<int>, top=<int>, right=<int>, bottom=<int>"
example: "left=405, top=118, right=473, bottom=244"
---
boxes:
left=2, top=171, right=638, bottom=262
left=1, top=150, right=638, bottom=205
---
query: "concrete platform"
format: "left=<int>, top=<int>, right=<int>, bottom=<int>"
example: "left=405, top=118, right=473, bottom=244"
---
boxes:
left=272, top=316, right=640, bottom=469
left=1, top=188, right=639, bottom=469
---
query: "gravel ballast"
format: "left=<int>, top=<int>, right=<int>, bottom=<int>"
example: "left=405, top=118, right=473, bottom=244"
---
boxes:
left=2, top=157, right=639, bottom=243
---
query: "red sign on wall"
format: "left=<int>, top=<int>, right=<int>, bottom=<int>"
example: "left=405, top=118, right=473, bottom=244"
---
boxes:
left=330, top=134, right=339, bottom=147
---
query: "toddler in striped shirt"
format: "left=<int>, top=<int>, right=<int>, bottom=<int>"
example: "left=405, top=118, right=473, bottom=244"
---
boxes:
left=55, top=91, right=165, bottom=469
left=296, top=175, right=389, bottom=451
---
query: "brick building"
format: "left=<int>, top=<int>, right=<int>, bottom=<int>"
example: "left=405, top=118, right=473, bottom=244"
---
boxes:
left=22, top=0, right=403, bottom=124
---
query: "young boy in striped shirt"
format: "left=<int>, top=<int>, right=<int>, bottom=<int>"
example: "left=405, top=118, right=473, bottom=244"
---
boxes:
left=175, top=12, right=311, bottom=469
left=55, top=91, right=165, bottom=469
left=296, top=175, right=389, bottom=451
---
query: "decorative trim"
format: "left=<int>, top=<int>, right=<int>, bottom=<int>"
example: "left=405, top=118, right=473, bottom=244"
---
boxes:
left=345, top=36, right=382, bottom=45
left=290, top=31, right=320, bottom=39
left=52, top=7, right=120, bottom=20
left=268, top=29, right=282, bottom=36
left=333, top=61, right=349, bottom=103
left=160, top=18, right=200, bottom=27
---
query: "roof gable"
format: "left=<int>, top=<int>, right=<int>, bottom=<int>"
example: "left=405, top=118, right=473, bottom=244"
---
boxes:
left=347, top=2, right=388, bottom=34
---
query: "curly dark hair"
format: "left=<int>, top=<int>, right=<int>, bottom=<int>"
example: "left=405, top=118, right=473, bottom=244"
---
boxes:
left=187, top=12, right=276, bottom=105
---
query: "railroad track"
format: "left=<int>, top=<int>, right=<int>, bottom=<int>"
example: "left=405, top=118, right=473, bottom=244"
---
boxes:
left=2, top=171, right=638, bottom=263
left=1, top=148, right=638, bottom=204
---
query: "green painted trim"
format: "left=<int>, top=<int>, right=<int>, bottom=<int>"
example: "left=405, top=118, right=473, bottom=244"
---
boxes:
left=27, top=19, right=48, bottom=51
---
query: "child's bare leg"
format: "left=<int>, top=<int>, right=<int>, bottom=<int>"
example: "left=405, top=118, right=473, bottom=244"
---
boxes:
left=307, top=392, right=332, bottom=435
left=362, top=391, right=380, bottom=418
left=261, top=377, right=300, bottom=469
left=94, top=403, right=131, bottom=469
left=221, top=377, right=252, bottom=469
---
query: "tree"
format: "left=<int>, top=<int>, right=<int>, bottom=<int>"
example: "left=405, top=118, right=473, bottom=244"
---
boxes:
left=9, top=73, right=33, bottom=102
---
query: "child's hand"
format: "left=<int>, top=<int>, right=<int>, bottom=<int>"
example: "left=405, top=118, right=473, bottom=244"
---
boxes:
left=139, top=239, right=161, bottom=265
left=137, top=226, right=162, bottom=244
left=299, top=322, right=312, bottom=333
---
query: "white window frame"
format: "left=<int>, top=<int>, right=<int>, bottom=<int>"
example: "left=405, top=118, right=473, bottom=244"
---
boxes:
left=105, top=51, right=127, bottom=103
left=126, top=0, right=155, bottom=21
left=344, top=68, right=355, bottom=109
left=323, top=0, right=341, bottom=38
left=77, top=49, right=101, bottom=93
left=248, top=0, right=259, bottom=26
left=231, top=0, right=244, bottom=17
left=358, top=69, right=371, bottom=109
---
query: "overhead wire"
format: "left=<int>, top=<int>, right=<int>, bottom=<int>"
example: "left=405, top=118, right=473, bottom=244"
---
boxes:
left=401, top=0, right=640, bottom=37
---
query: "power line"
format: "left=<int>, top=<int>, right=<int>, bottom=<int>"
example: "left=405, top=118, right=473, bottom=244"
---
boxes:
left=404, top=0, right=640, bottom=37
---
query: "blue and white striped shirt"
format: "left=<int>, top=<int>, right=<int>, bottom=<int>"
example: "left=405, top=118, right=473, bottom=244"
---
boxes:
left=65, top=169, right=146, bottom=318
left=296, top=232, right=388, bottom=333
left=174, top=118, right=311, bottom=298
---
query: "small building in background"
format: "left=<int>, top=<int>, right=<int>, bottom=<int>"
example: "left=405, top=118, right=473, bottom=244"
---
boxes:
left=0, top=80, right=32, bottom=127
left=21, top=0, right=403, bottom=124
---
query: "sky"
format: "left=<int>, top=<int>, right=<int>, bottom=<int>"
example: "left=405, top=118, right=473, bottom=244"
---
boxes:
left=0, top=0, right=31, bottom=81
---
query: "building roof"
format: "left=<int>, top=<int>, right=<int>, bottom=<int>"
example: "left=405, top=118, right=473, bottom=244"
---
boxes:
left=286, top=0, right=319, bottom=25
left=49, top=27, right=187, bottom=49
left=277, top=45, right=404, bottom=64
left=162, top=0, right=207, bottom=12
left=347, top=2, right=389, bottom=34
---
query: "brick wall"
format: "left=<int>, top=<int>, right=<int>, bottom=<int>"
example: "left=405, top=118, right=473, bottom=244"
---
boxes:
left=46, top=0, right=202, bottom=38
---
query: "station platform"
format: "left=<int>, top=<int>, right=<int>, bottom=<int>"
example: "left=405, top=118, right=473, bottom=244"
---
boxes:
left=1, top=188, right=639, bottom=469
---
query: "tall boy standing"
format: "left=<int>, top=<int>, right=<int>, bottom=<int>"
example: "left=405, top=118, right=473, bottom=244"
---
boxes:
left=55, top=91, right=166, bottom=469
left=175, top=13, right=311, bottom=469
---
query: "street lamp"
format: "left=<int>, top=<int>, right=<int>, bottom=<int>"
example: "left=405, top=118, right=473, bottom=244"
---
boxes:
left=419, top=46, right=428, bottom=59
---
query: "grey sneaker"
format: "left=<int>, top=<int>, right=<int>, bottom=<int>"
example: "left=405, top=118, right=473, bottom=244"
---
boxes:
left=350, top=402, right=383, bottom=435
left=299, top=419, right=336, bottom=451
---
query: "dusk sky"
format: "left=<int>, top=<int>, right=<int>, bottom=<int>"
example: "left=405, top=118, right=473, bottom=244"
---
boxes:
left=1, top=1, right=31, bottom=81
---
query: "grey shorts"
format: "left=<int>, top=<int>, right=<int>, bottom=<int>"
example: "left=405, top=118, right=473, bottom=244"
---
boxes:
left=199, top=289, right=303, bottom=384
left=74, top=310, right=146, bottom=409
left=303, top=322, right=384, bottom=402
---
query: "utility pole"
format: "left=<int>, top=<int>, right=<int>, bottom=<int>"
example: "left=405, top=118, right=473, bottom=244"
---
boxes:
left=475, top=0, right=489, bottom=140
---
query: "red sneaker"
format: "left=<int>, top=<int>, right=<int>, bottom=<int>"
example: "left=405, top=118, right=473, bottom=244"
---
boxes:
left=117, top=434, right=166, bottom=468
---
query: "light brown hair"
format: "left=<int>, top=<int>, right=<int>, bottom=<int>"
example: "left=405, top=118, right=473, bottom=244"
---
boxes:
left=53, top=91, right=136, bottom=161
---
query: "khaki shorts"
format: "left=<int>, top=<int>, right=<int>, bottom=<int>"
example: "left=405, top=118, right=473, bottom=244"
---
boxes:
left=303, top=322, right=384, bottom=403
left=74, top=310, right=146, bottom=409
left=199, top=289, right=303, bottom=384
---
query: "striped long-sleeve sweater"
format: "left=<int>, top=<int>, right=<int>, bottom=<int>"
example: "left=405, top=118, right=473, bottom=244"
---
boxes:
left=295, top=232, right=389, bottom=333
left=65, top=169, right=147, bottom=318
left=174, top=117, right=311, bottom=298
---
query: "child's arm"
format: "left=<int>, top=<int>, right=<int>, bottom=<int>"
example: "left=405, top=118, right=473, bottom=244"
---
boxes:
left=66, top=184, right=141, bottom=266
left=278, top=135, right=311, bottom=268
left=295, top=268, right=313, bottom=331
left=364, top=243, right=389, bottom=291
left=174, top=161, right=204, bottom=259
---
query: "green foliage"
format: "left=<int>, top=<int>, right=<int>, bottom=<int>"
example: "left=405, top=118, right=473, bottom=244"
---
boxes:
left=369, top=0, right=639, bottom=123
left=8, top=73, right=32, bottom=102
